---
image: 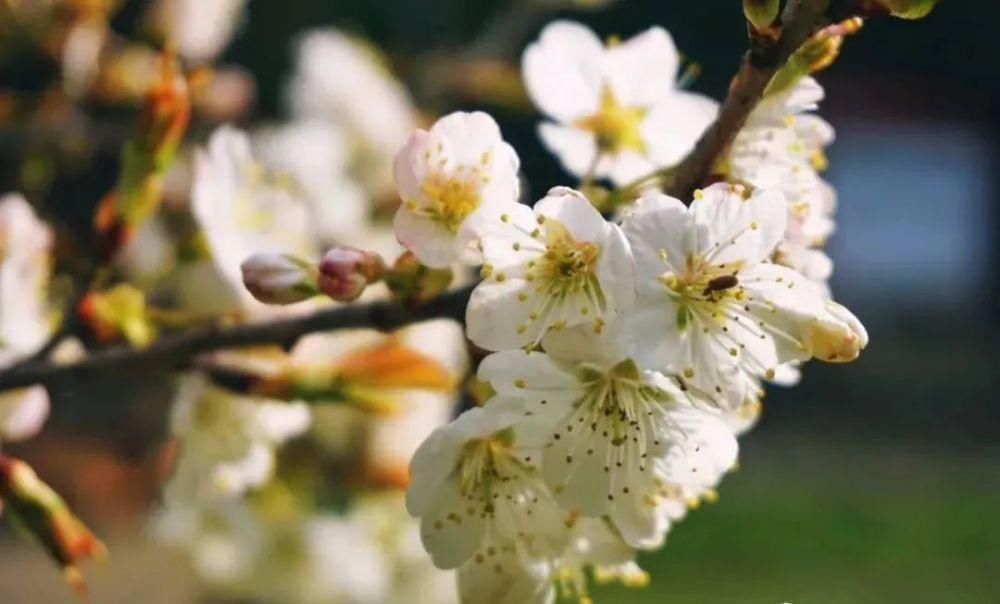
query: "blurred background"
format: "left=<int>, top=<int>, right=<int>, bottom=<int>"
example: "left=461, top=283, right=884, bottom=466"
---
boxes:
left=1, top=0, right=997, bottom=602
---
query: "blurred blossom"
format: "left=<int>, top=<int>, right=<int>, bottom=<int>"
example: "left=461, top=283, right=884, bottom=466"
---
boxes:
left=522, top=21, right=717, bottom=185
left=193, top=67, right=257, bottom=122
left=0, top=194, right=54, bottom=446
left=287, top=29, right=419, bottom=196
left=187, top=125, right=318, bottom=313
left=0, top=387, right=50, bottom=443
left=164, top=375, right=311, bottom=502
left=152, top=0, right=247, bottom=63
left=392, top=111, right=521, bottom=268
left=0, top=194, right=54, bottom=359
left=60, top=18, right=108, bottom=98
left=254, top=120, right=368, bottom=246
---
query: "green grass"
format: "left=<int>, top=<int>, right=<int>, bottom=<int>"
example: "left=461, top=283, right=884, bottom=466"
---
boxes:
left=589, top=438, right=1000, bottom=604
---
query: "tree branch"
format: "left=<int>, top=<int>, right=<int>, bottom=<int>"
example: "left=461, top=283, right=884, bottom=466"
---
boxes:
left=0, top=286, right=474, bottom=393
left=667, top=0, right=832, bottom=199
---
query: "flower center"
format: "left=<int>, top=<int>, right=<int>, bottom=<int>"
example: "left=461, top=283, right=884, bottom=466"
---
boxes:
left=574, top=359, right=668, bottom=454
left=457, top=431, right=516, bottom=498
left=529, top=219, right=603, bottom=305
left=418, top=172, right=482, bottom=233
left=575, top=85, right=648, bottom=154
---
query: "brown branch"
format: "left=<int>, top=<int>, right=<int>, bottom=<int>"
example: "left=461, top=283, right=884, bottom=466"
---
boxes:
left=667, top=0, right=833, bottom=200
left=0, top=286, right=474, bottom=393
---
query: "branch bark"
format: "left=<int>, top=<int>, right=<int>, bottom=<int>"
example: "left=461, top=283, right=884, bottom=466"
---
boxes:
left=667, top=0, right=832, bottom=199
left=0, top=286, right=474, bottom=392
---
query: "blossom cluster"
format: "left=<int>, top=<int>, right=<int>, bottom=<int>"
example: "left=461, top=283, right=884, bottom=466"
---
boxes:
left=0, top=0, right=895, bottom=600
left=390, top=21, right=867, bottom=603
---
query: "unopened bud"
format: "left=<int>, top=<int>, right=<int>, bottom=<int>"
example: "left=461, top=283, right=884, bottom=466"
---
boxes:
left=765, top=18, right=863, bottom=97
left=78, top=284, right=156, bottom=347
left=241, top=252, right=319, bottom=305
left=318, top=247, right=386, bottom=302
left=806, top=301, right=869, bottom=363
left=384, top=251, right=453, bottom=305
left=743, top=0, right=781, bottom=32
left=0, top=455, right=106, bottom=596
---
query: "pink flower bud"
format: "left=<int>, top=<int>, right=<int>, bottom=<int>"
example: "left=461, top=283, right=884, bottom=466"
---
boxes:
left=318, top=247, right=386, bottom=302
left=240, top=252, right=318, bottom=305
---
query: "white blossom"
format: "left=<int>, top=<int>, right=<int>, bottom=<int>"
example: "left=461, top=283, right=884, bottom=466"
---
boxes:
left=165, top=375, right=311, bottom=501
left=619, top=183, right=867, bottom=407
left=253, top=120, right=369, bottom=246
left=393, top=111, right=521, bottom=268
left=154, top=0, right=247, bottom=63
left=0, top=194, right=53, bottom=445
left=405, top=398, right=571, bottom=572
left=288, top=29, right=418, bottom=195
left=478, top=325, right=737, bottom=549
left=523, top=21, right=717, bottom=185
left=466, top=187, right=634, bottom=351
left=190, top=125, right=319, bottom=312
left=552, top=518, right=649, bottom=603
left=726, top=77, right=838, bottom=288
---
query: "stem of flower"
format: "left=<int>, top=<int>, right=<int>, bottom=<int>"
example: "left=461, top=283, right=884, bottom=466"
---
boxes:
left=668, top=0, right=833, bottom=200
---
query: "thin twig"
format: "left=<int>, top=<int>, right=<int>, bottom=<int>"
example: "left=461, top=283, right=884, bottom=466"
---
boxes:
left=667, top=0, right=832, bottom=200
left=0, top=286, right=474, bottom=393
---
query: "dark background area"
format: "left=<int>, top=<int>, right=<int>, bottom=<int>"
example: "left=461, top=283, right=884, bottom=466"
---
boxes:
left=1, top=1, right=997, bottom=602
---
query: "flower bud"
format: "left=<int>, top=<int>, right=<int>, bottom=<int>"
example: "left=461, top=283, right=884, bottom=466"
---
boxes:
left=78, top=284, right=157, bottom=348
left=317, top=247, right=386, bottom=302
left=806, top=301, right=869, bottom=363
left=0, top=455, right=106, bottom=596
left=743, top=0, right=781, bottom=32
left=384, top=251, right=454, bottom=305
left=241, top=252, right=319, bottom=305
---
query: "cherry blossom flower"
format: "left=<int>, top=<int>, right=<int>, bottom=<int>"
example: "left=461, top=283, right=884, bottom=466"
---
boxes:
left=393, top=111, right=521, bottom=268
left=523, top=21, right=717, bottom=185
left=478, top=326, right=737, bottom=549
left=551, top=518, right=649, bottom=604
left=465, top=187, right=634, bottom=351
left=165, top=376, right=311, bottom=500
left=154, top=0, right=247, bottom=63
left=288, top=29, right=418, bottom=195
left=190, top=126, right=318, bottom=312
left=253, top=120, right=368, bottom=246
left=725, top=77, right=838, bottom=289
left=618, top=183, right=867, bottom=407
left=0, top=194, right=53, bottom=445
left=405, top=398, right=571, bottom=571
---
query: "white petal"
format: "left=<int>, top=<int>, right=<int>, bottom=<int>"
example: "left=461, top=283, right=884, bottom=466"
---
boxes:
left=642, top=91, right=718, bottom=169
left=537, top=123, right=599, bottom=178
left=393, top=205, right=460, bottom=268
left=466, top=277, right=542, bottom=351
left=522, top=21, right=604, bottom=122
left=0, top=387, right=49, bottom=442
left=605, top=26, right=680, bottom=107
left=419, top=474, right=489, bottom=569
left=534, top=188, right=607, bottom=244
left=692, top=183, right=787, bottom=266
left=394, top=128, right=431, bottom=202
left=457, top=547, right=554, bottom=604
left=621, top=192, right=694, bottom=280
